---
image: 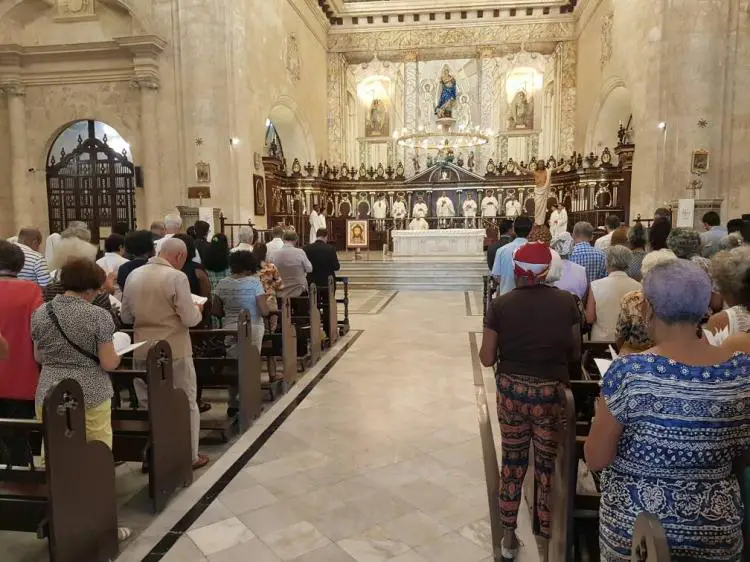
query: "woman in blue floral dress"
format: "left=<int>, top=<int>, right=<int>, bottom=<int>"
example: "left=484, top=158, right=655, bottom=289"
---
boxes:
left=585, top=260, right=750, bottom=561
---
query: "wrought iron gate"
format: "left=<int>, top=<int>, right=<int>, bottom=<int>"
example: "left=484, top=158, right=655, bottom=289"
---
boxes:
left=46, top=120, right=136, bottom=243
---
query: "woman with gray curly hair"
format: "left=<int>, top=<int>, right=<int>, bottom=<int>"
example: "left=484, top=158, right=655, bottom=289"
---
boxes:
left=705, top=246, right=750, bottom=335
left=585, top=245, right=641, bottom=341
left=667, top=227, right=723, bottom=312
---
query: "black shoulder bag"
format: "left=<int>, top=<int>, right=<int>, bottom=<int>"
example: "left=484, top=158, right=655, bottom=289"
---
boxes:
left=45, top=303, right=100, bottom=364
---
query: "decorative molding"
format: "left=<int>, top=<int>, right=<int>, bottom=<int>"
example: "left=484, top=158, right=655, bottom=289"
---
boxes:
left=328, top=21, right=576, bottom=53
left=0, top=83, right=24, bottom=96
left=600, top=11, right=613, bottom=69
left=129, top=76, right=159, bottom=90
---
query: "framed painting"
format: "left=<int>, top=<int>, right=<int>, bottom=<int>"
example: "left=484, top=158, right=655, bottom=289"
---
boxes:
left=346, top=220, right=368, bottom=248
left=691, top=149, right=709, bottom=174
left=195, top=161, right=211, bottom=183
left=253, top=174, right=266, bottom=215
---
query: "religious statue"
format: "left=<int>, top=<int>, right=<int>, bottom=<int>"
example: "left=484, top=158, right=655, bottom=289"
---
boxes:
left=505, top=195, right=522, bottom=219
left=435, top=65, right=458, bottom=118
left=481, top=190, right=499, bottom=218
left=412, top=153, right=421, bottom=174
left=467, top=151, right=475, bottom=172
left=549, top=203, right=568, bottom=238
left=392, top=196, right=408, bottom=230
left=436, top=194, right=455, bottom=229
left=508, top=90, right=533, bottom=129
left=366, top=98, right=388, bottom=137
left=409, top=217, right=430, bottom=231
left=412, top=197, right=428, bottom=219
left=372, top=194, right=388, bottom=231
left=518, top=160, right=566, bottom=226
left=462, top=193, right=478, bottom=228
left=437, top=140, right=454, bottom=163
left=426, top=153, right=434, bottom=168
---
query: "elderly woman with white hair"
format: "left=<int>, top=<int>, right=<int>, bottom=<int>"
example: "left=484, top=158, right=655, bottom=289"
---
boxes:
left=586, top=260, right=750, bottom=561
left=549, top=231, right=588, bottom=301
left=585, top=245, right=641, bottom=341
left=230, top=226, right=255, bottom=253
left=614, top=249, right=678, bottom=354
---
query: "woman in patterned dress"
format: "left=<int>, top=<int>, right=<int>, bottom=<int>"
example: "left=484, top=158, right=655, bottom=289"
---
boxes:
left=586, top=260, right=750, bottom=561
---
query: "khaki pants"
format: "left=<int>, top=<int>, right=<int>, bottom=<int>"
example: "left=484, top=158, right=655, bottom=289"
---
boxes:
left=36, top=399, right=113, bottom=457
left=134, top=357, right=199, bottom=462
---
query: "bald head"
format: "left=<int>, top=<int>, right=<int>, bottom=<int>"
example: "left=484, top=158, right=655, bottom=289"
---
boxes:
left=159, top=237, right=188, bottom=269
left=18, top=227, right=42, bottom=251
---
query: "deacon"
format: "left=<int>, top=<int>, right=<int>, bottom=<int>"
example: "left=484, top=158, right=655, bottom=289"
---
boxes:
left=463, top=193, right=478, bottom=228
left=392, top=196, right=408, bottom=230
left=505, top=195, right=522, bottom=219
left=373, top=195, right=388, bottom=232
left=481, top=190, right=499, bottom=220
left=436, top=194, right=455, bottom=229
left=413, top=197, right=428, bottom=220
left=308, top=204, right=326, bottom=244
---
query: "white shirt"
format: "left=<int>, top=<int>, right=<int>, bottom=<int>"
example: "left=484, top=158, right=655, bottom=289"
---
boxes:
left=231, top=243, right=254, bottom=253
left=266, top=237, right=284, bottom=261
left=595, top=231, right=613, bottom=251
left=481, top=196, right=499, bottom=217
left=590, top=271, right=642, bottom=341
left=409, top=218, right=429, bottom=231
left=373, top=200, right=388, bottom=219
left=392, top=201, right=407, bottom=218
left=463, top=199, right=477, bottom=217
left=155, top=233, right=202, bottom=264
left=413, top=202, right=428, bottom=219
left=96, top=252, right=129, bottom=275
left=505, top=200, right=522, bottom=218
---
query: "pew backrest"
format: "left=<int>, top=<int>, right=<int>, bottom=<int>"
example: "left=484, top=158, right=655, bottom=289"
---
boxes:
left=549, top=386, right=576, bottom=562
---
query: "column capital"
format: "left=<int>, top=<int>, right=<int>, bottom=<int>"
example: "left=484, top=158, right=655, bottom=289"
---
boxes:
left=0, top=83, right=25, bottom=97
left=130, top=76, right=160, bottom=91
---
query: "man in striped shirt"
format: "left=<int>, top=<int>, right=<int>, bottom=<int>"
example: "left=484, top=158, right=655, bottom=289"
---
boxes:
left=15, top=228, right=51, bottom=287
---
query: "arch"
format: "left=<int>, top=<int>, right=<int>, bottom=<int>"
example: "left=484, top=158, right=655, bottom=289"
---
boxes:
left=0, top=0, right=150, bottom=33
left=585, top=76, right=633, bottom=153
left=265, top=96, right=316, bottom=164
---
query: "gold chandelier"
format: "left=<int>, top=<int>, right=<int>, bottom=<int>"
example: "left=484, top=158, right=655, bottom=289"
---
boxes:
left=393, top=117, right=494, bottom=151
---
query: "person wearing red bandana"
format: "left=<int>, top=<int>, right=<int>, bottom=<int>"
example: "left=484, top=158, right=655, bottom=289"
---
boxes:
left=479, top=241, right=581, bottom=561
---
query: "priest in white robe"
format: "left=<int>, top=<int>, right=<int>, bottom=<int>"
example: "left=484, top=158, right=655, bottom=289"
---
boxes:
left=436, top=195, right=455, bottom=229
left=373, top=195, right=388, bottom=231
left=481, top=192, right=499, bottom=218
left=409, top=217, right=429, bottom=231
left=549, top=204, right=568, bottom=237
left=308, top=205, right=326, bottom=243
left=392, top=197, right=407, bottom=230
left=462, top=193, right=478, bottom=228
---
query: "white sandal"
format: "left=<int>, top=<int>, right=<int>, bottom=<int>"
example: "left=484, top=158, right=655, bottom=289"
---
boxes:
left=118, top=527, right=132, bottom=542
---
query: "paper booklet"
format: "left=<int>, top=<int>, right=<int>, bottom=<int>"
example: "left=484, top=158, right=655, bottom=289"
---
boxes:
left=192, top=294, right=208, bottom=305
left=703, top=326, right=730, bottom=347
left=112, top=332, right=148, bottom=356
left=593, top=358, right=613, bottom=381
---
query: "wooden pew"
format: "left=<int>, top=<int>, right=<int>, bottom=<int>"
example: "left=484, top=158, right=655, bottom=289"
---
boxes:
left=191, top=309, right=263, bottom=439
left=109, top=341, right=193, bottom=512
left=581, top=341, right=618, bottom=380
left=289, top=283, right=322, bottom=369
left=0, top=379, right=118, bottom=562
left=631, top=513, right=671, bottom=561
left=262, top=296, right=298, bottom=392
left=335, top=275, right=351, bottom=335
left=316, top=275, right=339, bottom=347
left=548, top=386, right=576, bottom=562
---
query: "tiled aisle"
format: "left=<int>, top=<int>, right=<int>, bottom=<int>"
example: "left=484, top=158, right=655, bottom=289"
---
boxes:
left=158, top=292, right=494, bottom=562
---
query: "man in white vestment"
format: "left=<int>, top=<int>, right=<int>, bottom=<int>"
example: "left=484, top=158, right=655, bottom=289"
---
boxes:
left=549, top=204, right=568, bottom=238
left=462, top=193, right=478, bottom=228
left=481, top=191, right=499, bottom=220
left=392, top=197, right=407, bottom=230
left=413, top=198, right=428, bottom=219
left=436, top=194, right=455, bottom=229
left=308, top=205, right=326, bottom=244
left=505, top=196, right=522, bottom=219
left=373, top=195, right=388, bottom=231
left=409, top=217, right=429, bottom=231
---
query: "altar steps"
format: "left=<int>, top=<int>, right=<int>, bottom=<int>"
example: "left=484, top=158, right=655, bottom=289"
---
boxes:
left=338, top=260, right=487, bottom=291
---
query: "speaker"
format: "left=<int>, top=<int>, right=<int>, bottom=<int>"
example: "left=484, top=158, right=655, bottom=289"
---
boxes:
left=135, top=166, right=143, bottom=187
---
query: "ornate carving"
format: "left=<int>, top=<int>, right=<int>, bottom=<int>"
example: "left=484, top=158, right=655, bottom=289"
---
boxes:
left=129, top=77, right=160, bottom=90
left=328, top=22, right=575, bottom=53
left=286, top=33, right=301, bottom=82
left=56, top=0, right=96, bottom=21
left=327, top=53, right=348, bottom=164
left=600, top=12, right=614, bottom=69
left=556, top=41, right=577, bottom=157
left=0, top=84, right=25, bottom=96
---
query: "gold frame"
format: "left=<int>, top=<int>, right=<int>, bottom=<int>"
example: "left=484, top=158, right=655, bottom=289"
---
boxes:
left=691, top=150, right=709, bottom=174
left=346, top=220, right=369, bottom=248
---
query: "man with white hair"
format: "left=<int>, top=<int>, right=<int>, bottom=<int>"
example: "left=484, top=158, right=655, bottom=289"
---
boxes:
left=153, top=213, right=202, bottom=264
left=15, top=227, right=51, bottom=287
left=121, top=237, right=209, bottom=469
left=231, top=226, right=254, bottom=253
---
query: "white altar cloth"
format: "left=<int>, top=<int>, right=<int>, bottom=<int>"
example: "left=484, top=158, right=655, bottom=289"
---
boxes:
left=392, top=229, right=485, bottom=261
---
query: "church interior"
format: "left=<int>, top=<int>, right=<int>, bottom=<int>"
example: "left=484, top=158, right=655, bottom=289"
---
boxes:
left=1, top=0, right=750, bottom=561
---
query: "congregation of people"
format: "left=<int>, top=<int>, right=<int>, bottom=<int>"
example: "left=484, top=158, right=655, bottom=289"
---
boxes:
left=0, top=215, right=340, bottom=496
left=484, top=208, right=750, bottom=561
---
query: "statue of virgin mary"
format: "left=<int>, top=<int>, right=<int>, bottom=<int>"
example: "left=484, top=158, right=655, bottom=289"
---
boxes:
left=435, top=65, right=458, bottom=118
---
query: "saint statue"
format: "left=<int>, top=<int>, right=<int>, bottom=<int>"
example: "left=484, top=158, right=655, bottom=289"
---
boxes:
left=508, top=90, right=533, bottom=129
left=436, top=194, right=455, bottom=229
left=518, top=160, right=566, bottom=226
left=368, top=98, right=385, bottom=135
left=435, top=65, right=458, bottom=118
left=462, top=193, right=478, bottom=228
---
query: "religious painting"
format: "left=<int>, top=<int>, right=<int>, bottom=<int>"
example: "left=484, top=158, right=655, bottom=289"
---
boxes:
left=435, top=65, right=457, bottom=119
left=253, top=175, right=266, bottom=215
left=346, top=220, right=369, bottom=248
left=365, top=98, right=390, bottom=137
left=195, top=161, right=211, bottom=183
left=507, top=90, right=534, bottom=129
left=691, top=150, right=710, bottom=174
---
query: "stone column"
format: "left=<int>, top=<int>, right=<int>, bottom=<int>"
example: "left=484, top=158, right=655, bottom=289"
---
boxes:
left=555, top=42, right=577, bottom=158
left=132, top=77, right=161, bottom=223
left=2, top=84, right=31, bottom=230
left=403, top=51, right=418, bottom=176
left=477, top=47, right=496, bottom=175
left=327, top=53, right=348, bottom=166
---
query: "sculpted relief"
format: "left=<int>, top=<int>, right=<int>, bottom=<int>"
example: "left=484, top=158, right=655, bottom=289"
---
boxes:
left=56, top=0, right=96, bottom=21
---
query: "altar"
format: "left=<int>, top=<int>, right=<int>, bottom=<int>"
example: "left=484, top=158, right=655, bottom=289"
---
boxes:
left=392, top=229, right=485, bottom=261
